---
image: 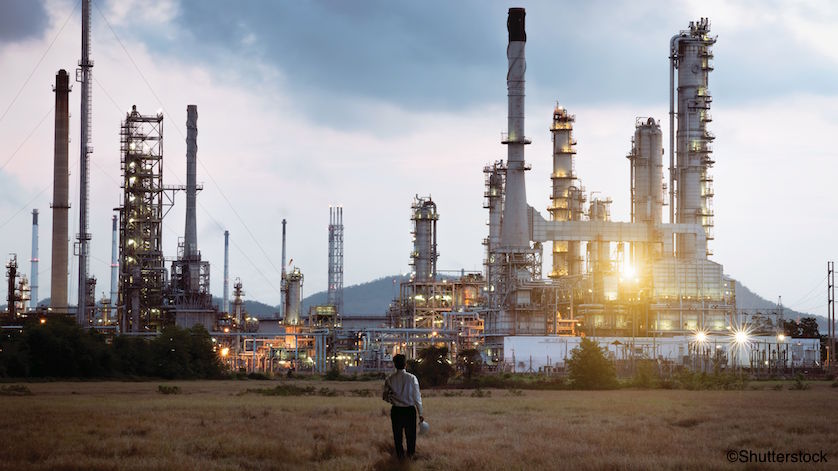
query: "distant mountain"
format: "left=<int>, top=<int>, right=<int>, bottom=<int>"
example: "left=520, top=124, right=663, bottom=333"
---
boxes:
left=301, top=275, right=410, bottom=315
left=735, top=281, right=829, bottom=332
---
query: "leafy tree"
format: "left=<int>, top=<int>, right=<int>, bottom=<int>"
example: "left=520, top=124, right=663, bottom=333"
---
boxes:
left=798, top=317, right=820, bottom=338
left=457, top=348, right=483, bottom=381
left=566, top=338, right=618, bottom=390
left=782, top=319, right=800, bottom=337
left=409, top=346, right=454, bottom=387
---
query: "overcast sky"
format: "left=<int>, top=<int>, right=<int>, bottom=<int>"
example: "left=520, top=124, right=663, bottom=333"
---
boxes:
left=0, top=0, right=836, bottom=316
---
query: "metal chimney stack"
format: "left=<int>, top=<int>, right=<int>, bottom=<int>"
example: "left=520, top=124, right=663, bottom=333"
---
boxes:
left=280, top=218, right=287, bottom=319
left=30, top=210, right=39, bottom=310
left=184, top=105, right=198, bottom=258
left=223, top=230, right=229, bottom=314
left=499, top=8, right=531, bottom=250
left=109, top=215, right=117, bottom=309
left=50, top=69, right=70, bottom=312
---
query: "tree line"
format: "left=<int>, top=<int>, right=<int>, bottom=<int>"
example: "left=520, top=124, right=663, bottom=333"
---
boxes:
left=0, top=318, right=224, bottom=379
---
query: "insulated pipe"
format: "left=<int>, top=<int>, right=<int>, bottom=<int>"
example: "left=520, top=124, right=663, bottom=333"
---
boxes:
left=669, top=34, right=680, bottom=226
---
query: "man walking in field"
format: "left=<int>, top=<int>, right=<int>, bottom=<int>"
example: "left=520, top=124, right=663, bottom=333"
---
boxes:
left=383, top=354, right=424, bottom=461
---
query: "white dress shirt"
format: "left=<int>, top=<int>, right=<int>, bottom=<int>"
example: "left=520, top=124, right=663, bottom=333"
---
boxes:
left=384, top=369, right=423, bottom=415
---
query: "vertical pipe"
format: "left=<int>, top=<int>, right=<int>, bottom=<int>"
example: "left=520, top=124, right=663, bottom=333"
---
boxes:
left=30, top=210, right=38, bottom=310
left=109, top=215, right=117, bottom=311
left=184, top=105, right=198, bottom=258
left=51, top=70, right=70, bottom=312
left=223, top=230, right=230, bottom=314
left=77, top=0, right=93, bottom=325
left=669, top=35, right=678, bottom=226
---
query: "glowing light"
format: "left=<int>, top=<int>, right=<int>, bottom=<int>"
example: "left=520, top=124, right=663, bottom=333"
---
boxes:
left=734, top=330, right=748, bottom=345
left=620, top=263, right=636, bottom=279
left=220, top=347, right=229, bottom=357
left=777, top=334, right=785, bottom=342
left=695, top=331, right=707, bottom=343
left=39, top=318, right=46, bottom=324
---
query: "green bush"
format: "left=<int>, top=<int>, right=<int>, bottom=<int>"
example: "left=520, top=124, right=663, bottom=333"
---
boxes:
left=566, top=338, right=618, bottom=390
left=157, top=385, right=181, bottom=395
left=409, top=346, right=454, bottom=388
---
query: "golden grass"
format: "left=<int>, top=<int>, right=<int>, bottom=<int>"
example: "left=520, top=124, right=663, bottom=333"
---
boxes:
left=0, top=380, right=835, bottom=470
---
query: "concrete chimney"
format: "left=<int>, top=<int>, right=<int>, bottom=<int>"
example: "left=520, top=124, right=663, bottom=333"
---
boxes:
left=30, top=209, right=38, bottom=309
left=499, top=8, right=531, bottom=250
left=184, top=105, right=198, bottom=258
left=50, top=70, right=70, bottom=311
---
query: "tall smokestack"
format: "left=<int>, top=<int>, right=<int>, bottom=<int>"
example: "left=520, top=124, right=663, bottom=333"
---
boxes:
left=223, top=230, right=229, bottom=314
left=110, top=215, right=118, bottom=309
left=30, top=210, right=38, bottom=309
left=184, top=105, right=198, bottom=258
left=51, top=69, right=70, bottom=312
left=499, top=7, right=531, bottom=250
left=281, top=219, right=287, bottom=320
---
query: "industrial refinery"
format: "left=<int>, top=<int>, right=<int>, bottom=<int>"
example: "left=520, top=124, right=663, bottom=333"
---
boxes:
left=1, top=5, right=823, bottom=374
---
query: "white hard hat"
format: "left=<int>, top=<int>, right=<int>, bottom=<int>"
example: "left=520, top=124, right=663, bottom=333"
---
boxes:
left=419, top=420, right=430, bottom=435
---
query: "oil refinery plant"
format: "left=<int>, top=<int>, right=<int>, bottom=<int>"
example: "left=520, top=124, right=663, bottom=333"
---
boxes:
left=1, top=5, right=822, bottom=373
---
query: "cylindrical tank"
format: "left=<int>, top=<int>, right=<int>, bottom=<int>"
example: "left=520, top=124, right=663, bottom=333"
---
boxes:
left=587, top=198, right=612, bottom=273
left=411, top=196, right=438, bottom=281
left=285, top=268, right=303, bottom=325
left=629, top=118, right=664, bottom=226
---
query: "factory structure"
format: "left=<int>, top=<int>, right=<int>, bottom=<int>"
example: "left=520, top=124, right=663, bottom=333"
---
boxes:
left=1, top=5, right=822, bottom=372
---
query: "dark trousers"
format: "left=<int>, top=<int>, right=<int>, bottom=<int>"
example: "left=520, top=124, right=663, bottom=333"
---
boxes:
left=390, top=406, right=416, bottom=459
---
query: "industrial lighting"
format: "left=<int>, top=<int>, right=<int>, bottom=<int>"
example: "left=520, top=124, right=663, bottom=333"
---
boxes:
left=695, top=331, right=707, bottom=343
left=220, top=347, right=229, bottom=357
left=734, top=330, right=748, bottom=345
left=39, top=318, right=46, bottom=324
left=777, top=334, right=785, bottom=342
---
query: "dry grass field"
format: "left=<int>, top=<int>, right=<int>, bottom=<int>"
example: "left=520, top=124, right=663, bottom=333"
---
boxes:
left=0, top=379, right=836, bottom=470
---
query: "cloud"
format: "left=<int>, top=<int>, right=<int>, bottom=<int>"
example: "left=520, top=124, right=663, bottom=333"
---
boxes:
left=0, top=0, right=49, bottom=42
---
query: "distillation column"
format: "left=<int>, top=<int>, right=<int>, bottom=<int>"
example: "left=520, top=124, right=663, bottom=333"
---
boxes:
left=627, top=118, right=664, bottom=271
left=548, top=104, right=584, bottom=278
left=672, top=18, right=716, bottom=259
left=77, top=0, right=94, bottom=325
left=50, top=70, right=70, bottom=313
left=410, top=196, right=438, bottom=281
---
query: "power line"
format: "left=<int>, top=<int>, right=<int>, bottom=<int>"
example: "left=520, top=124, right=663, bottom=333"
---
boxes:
left=0, top=0, right=80, bottom=126
left=0, top=106, right=54, bottom=172
left=93, top=3, right=285, bottom=299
